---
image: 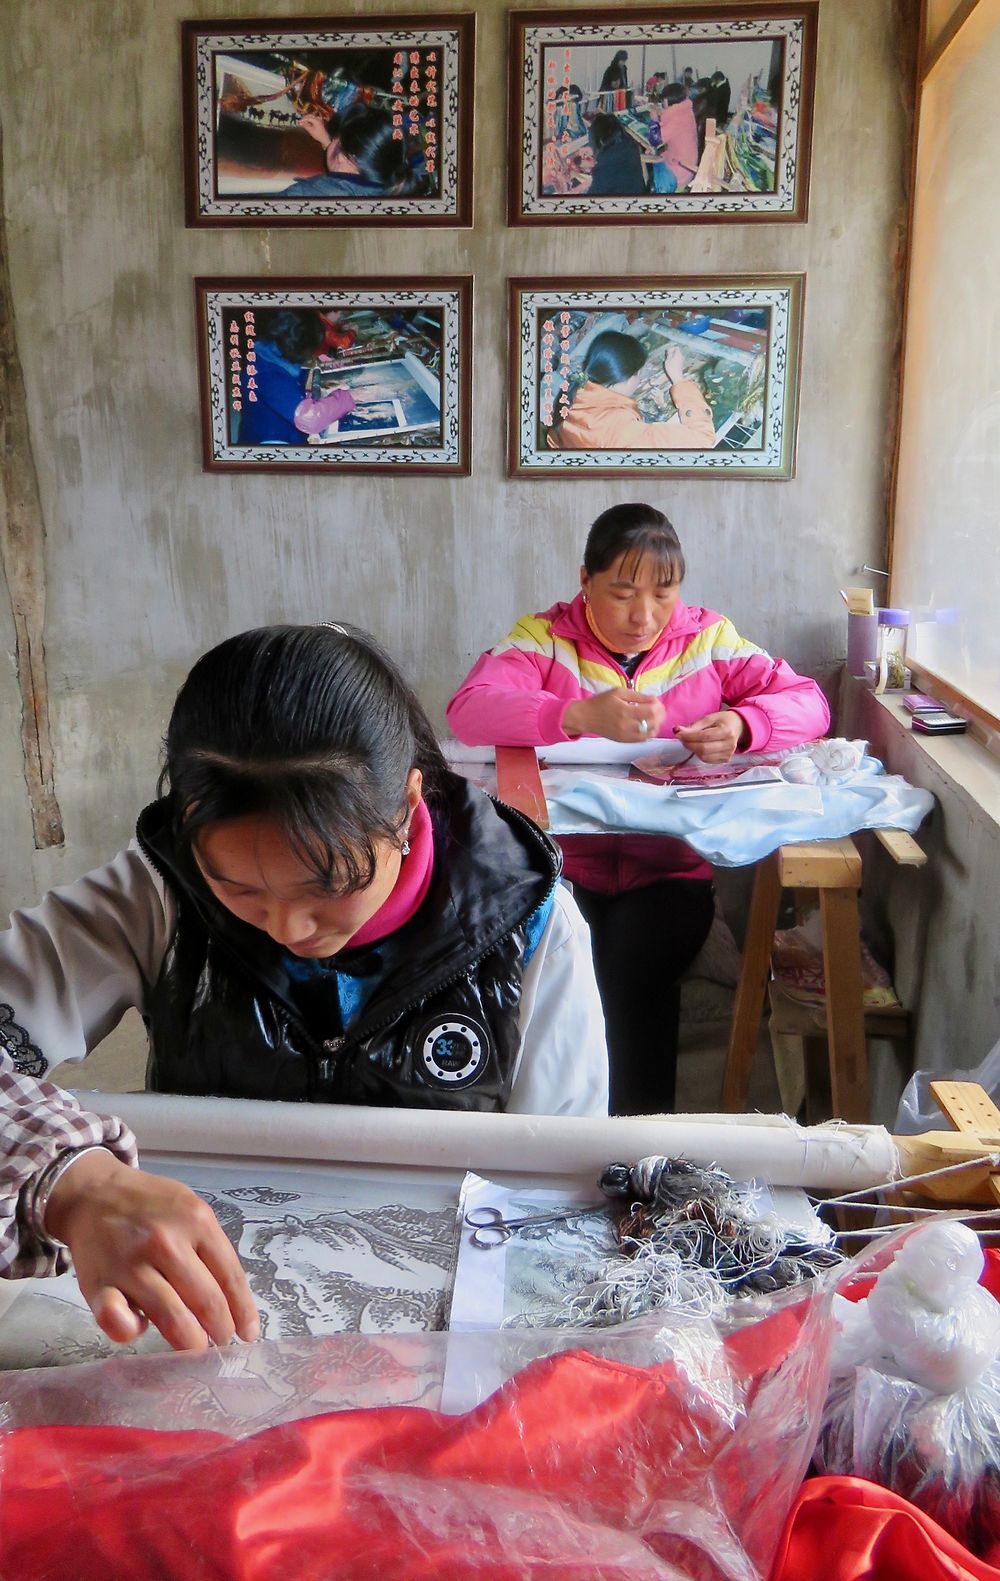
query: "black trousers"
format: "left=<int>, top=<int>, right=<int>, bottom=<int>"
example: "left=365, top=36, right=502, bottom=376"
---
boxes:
left=573, top=878, right=716, bottom=1116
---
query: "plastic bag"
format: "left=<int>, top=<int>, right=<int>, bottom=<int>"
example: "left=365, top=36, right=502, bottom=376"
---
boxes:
left=0, top=1274, right=842, bottom=1581
left=780, top=739, right=868, bottom=785
left=814, top=1231, right=1000, bottom=1561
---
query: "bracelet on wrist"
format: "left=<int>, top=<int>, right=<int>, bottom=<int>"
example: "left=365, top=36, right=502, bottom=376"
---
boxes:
left=28, top=1144, right=109, bottom=1250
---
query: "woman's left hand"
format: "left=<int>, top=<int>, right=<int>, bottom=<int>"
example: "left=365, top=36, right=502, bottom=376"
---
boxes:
left=675, top=711, right=748, bottom=762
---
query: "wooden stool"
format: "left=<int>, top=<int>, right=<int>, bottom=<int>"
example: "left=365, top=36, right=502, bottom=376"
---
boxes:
left=721, top=830, right=926, bottom=1124
left=768, top=979, right=910, bottom=1125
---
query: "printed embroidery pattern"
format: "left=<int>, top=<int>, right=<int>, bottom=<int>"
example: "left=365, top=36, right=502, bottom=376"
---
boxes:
left=0, top=1004, right=47, bottom=1078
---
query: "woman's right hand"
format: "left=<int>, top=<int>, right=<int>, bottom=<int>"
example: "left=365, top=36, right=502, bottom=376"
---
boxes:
left=563, top=690, right=666, bottom=743
left=297, top=112, right=332, bottom=149
left=664, top=347, right=685, bottom=384
left=45, top=1149, right=260, bottom=1352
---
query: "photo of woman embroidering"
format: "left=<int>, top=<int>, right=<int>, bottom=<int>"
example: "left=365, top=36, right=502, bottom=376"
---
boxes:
left=546, top=332, right=718, bottom=453
left=0, top=624, right=607, bottom=1351
left=447, top=503, right=830, bottom=1117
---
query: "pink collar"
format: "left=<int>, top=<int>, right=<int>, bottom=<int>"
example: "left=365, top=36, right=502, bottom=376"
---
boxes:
left=348, top=798, right=434, bottom=948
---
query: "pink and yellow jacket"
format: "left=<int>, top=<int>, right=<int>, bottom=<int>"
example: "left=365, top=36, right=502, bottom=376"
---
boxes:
left=446, top=594, right=831, bottom=894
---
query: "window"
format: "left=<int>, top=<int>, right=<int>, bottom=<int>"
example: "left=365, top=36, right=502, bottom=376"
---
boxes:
left=890, top=0, right=1000, bottom=725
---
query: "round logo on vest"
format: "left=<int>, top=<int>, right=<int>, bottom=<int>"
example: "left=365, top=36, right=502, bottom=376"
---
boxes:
left=416, top=1015, right=491, bottom=1088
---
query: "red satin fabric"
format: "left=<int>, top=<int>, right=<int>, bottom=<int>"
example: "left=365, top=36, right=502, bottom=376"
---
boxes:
left=0, top=1304, right=817, bottom=1581
left=0, top=1352, right=703, bottom=1579
left=772, top=1478, right=1000, bottom=1581
left=4, top=1255, right=998, bottom=1579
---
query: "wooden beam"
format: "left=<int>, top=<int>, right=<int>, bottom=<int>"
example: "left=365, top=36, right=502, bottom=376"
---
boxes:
left=0, top=120, right=64, bottom=849
left=494, top=746, right=549, bottom=829
left=875, top=827, right=927, bottom=865
left=819, top=886, right=869, bottom=1122
left=777, top=838, right=862, bottom=890
left=930, top=1079, right=1000, bottom=1142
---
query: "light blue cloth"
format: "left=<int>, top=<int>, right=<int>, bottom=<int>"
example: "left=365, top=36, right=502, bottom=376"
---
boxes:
left=540, top=754, right=934, bottom=868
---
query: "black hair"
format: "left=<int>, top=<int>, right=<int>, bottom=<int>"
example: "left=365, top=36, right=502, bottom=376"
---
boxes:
left=589, top=112, right=625, bottom=153
left=613, top=50, right=628, bottom=62
left=583, top=504, right=686, bottom=587
left=664, top=81, right=688, bottom=106
left=255, top=308, right=324, bottom=365
left=161, top=624, right=447, bottom=893
left=582, top=330, right=647, bottom=387
left=336, top=103, right=431, bottom=197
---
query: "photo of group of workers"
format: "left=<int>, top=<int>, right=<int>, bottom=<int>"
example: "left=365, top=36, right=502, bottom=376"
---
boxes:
left=212, top=43, right=443, bottom=201
left=540, top=35, right=782, bottom=199
left=534, top=304, right=772, bottom=455
left=223, top=303, right=444, bottom=451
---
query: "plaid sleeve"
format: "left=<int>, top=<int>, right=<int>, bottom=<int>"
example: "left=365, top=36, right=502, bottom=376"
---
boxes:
left=0, top=842, right=171, bottom=1278
left=0, top=1046, right=138, bottom=1280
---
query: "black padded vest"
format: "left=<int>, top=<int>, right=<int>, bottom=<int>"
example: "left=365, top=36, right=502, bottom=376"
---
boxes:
left=136, top=773, right=561, bottom=1111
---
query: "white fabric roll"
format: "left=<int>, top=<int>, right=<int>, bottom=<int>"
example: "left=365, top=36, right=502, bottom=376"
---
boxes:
left=73, top=1091, right=900, bottom=1191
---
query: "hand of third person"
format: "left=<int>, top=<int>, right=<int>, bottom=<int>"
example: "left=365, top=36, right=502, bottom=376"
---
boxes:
left=45, top=1150, right=260, bottom=1353
left=675, top=710, right=749, bottom=763
left=563, top=689, right=666, bottom=744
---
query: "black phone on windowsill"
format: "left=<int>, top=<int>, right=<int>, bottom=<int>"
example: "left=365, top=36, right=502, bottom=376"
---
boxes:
left=911, top=709, right=968, bottom=734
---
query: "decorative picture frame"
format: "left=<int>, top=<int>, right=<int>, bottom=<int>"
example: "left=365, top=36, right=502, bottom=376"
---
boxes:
left=508, top=275, right=804, bottom=478
left=182, top=14, right=474, bottom=227
left=196, top=277, right=472, bottom=474
left=508, top=4, right=817, bottom=225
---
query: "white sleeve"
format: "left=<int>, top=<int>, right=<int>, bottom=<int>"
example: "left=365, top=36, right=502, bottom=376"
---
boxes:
left=0, top=842, right=175, bottom=1077
left=508, top=885, right=609, bottom=1117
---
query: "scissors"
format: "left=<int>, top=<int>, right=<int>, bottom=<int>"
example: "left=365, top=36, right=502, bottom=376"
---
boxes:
left=464, top=1205, right=588, bottom=1250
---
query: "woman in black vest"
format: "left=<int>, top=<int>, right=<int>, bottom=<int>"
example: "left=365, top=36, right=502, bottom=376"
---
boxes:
left=0, top=625, right=607, bottom=1351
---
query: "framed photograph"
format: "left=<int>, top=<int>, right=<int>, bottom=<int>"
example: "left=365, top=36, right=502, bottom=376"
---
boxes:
left=508, top=275, right=803, bottom=478
left=182, top=15, right=474, bottom=226
left=196, top=277, right=472, bottom=474
left=508, top=4, right=817, bottom=224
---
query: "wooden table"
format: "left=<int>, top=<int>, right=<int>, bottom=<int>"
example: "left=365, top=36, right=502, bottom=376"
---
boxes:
left=492, top=746, right=926, bottom=1125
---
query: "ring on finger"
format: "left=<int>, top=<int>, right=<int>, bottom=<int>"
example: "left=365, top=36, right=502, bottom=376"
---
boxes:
left=637, top=718, right=649, bottom=736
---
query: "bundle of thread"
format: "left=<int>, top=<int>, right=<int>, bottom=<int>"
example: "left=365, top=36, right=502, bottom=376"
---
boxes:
left=566, top=1156, right=842, bottom=1325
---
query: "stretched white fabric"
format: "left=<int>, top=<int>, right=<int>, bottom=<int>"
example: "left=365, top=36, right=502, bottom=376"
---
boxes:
left=77, top=1091, right=901, bottom=1192
left=542, top=753, right=934, bottom=868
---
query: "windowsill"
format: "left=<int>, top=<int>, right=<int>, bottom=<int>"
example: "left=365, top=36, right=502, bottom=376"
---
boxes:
left=840, top=673, right=1000, bottom=834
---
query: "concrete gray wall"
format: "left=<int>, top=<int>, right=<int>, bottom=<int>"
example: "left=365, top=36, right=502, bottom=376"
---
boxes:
left=1, top=0, right=917, bottom=914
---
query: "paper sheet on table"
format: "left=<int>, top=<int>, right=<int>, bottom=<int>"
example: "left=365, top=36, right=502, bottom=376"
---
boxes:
left=440, top=738, right=688, bottom=768
left=539, top=738, right=689, bottom=766
left=442, top=1172, right=610, bottom=1411
left=449, top=1172, right=612, bottom=1335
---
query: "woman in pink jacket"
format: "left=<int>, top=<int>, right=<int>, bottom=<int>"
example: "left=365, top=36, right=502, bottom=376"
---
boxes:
left=447, top=503, right=830, bottom=1116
